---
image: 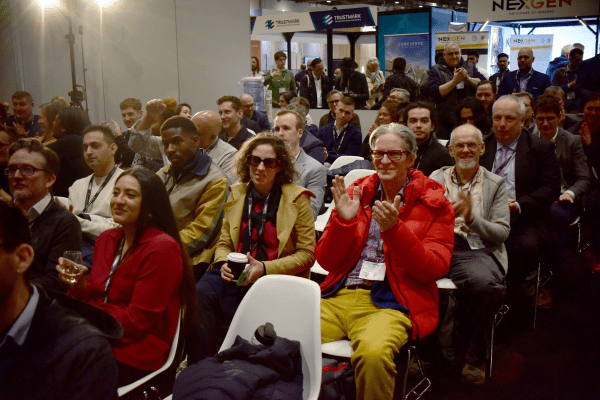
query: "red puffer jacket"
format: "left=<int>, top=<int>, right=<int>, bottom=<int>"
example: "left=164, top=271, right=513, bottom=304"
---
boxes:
left=317, top=169, right=455, bottom=340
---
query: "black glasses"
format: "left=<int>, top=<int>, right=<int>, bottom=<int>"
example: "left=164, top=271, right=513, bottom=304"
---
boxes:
left=247, top=155, right=280, bottom=169
left=370, top=150, right=410, bottom=161
left=5, top=165, right=47, bottom=177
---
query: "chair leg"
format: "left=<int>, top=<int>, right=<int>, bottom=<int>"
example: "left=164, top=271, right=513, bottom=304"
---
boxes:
left=488, top=304, right=509, bottom=378
left=401, top=344, right=431, bottom=400
left=533, top=263, right=553, bottom=330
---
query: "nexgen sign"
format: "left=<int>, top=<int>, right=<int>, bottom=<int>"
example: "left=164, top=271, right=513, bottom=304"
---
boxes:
left=468, top=0, right=598, bottom=22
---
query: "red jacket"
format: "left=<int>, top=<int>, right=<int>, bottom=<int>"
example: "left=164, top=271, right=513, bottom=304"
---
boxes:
left=317, top=170, right=454, bottom=340
left=84, top=227, right=182, bottom=371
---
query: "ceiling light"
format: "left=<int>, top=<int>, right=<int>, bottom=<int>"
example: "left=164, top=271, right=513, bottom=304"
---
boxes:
left=419, top=5, right=423, bottom=7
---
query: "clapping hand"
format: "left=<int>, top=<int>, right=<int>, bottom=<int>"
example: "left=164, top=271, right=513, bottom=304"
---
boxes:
left=12, top=121, right=27, bottom=138
left=372, top=195, right=402, bottom=232
left=332, top=175, right=360, bottom=221
left=452, top=189, right=473, bottom=224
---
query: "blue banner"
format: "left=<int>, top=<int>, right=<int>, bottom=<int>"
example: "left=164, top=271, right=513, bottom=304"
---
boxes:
left=310, top=7, right=375, bottom=31
left=384, top=33, right=430, bottom=86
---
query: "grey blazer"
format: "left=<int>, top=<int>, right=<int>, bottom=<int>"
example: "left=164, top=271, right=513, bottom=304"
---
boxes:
left=430, top=166, right=511, bottom=273
left=294, top=149, right=326, bottom=220
left=554, top=127, right=591, bottom=200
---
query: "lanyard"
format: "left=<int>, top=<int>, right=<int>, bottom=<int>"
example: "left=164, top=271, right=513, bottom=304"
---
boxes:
left=103, top=236, right=126, bottom=303
left=454, top=167, right=475, bottom=194
left=83, top=166, right=118, bottom=214
left=494, top=147, right=516, bottom=176
left=247, top=194, right=270, bottom=253
left=334, top=125, right=347, bottom=152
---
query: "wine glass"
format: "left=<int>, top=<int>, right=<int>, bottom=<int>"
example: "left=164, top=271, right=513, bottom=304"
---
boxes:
left=61, top=251, right=84, bottom=284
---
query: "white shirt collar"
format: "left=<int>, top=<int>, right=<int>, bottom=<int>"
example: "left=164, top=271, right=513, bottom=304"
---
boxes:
left=27, top=193, right=52, bottom=223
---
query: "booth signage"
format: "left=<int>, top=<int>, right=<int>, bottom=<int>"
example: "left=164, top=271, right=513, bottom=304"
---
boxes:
left=384, top=34, right=430, bottom=86
left=468, top=0, right=599, bottom=22
left=509, top=34, right=553, bottom=73
left=434, top=32, right=490, bottom=51
left=252, top=7, right=377, bottom=34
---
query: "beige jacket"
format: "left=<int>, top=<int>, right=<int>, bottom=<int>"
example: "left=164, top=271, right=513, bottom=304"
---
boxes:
left=212, top=182, right=316, bottom=278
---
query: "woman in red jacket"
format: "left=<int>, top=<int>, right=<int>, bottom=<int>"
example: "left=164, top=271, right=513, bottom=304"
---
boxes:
left=57, top=168, right=198, bottom=386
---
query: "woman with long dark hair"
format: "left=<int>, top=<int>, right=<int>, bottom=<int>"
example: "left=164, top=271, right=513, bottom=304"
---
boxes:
left=47, top=106, right=92, bottom=196
left=455, top=97, right=490, bottom=134
left=57, top=168, right=199, bottom=385
left=194, top=133, right=315, bottom=359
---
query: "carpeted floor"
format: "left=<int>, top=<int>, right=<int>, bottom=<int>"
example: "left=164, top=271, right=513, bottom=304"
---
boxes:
left=422, top=253, right=600, bottom=400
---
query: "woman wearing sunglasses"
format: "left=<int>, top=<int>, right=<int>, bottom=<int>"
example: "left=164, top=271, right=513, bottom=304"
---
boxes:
left=56, top=168, right=199, bottom=385
left=194, top=133, right=316, bottom=359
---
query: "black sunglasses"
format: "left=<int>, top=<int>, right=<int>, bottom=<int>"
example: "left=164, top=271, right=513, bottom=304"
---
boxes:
left=247, top=155, right=280, bottom=169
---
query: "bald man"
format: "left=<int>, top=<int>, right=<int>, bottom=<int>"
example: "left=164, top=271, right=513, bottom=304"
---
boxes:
left=239, top=94, right=271, bottom=132
left=192, top=111, right=238, bottom=184
left=498, top=47, right=551, bottom=99
left=128, top=103, right=238, bottom=184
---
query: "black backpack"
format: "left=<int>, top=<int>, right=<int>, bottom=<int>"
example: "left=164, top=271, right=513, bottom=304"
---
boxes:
left=319, top=357, right=356, bottom=400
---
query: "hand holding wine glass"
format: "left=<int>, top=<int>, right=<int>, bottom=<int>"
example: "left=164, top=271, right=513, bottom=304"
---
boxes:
left=56, top=251, right=88, bottom=296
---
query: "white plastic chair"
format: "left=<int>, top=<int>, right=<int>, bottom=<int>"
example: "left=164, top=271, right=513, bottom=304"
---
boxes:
left=328, top=155, right=364, bottom=171
left=315, top=169, right=376, bottom=232
left=219, top=275, right=322, bottom=400
left=118, top=310, right=183, bottom=398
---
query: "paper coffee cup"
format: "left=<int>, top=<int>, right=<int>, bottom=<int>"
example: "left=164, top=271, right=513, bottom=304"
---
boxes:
left=227, top=253, right=249, bottom=280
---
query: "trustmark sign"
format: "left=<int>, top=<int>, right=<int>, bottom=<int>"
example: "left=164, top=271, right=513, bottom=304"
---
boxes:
left=468, top=0, right=599, bottom=22
left=252, top=7, right=377, bottom=34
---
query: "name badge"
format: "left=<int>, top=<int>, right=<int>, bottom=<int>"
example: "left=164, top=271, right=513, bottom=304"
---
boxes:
left=359, top=261, right=386, bottom=281
left=456, top=82, right=465, bottom=89
left=466, top=232, right=486, bottom=250
left=567, top=91, right=576, bottom=100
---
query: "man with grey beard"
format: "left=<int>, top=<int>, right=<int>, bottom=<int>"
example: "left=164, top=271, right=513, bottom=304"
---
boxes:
left=430, top=124, right=509, bottom=386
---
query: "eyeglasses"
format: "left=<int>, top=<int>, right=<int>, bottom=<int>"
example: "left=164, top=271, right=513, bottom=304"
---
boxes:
left=5, top=165, right=47, bottom=177
left=370, top=150, right=410, bottom=161
left=451, top=142, right=480, bottom=151
left=328, top=100, right=340, bottom=105
left=247, top=155, right=280, bottom=169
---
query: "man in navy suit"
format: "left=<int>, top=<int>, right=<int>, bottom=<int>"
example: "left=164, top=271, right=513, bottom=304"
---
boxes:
left=498, top=47, right=551, bottom=99
left=274, top=109, right=326, bottom=219
left=479, top=95, right=560, bottom=302
left=317, top=96, right=362, bottom=164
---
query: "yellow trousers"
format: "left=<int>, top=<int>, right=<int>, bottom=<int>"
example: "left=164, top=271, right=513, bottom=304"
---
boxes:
left=321, top=288, right=412, bottom=400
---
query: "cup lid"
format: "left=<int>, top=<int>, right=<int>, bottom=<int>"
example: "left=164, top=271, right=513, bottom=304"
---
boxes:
left=227, top=252, right=248, bottom=263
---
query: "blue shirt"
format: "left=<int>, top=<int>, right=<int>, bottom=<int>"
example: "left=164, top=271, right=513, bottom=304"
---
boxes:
left=517, top=69, right=534, bottom=93
left=493, top=136, right=519, bottom=200
left=0, top=285, right=39, bottom=350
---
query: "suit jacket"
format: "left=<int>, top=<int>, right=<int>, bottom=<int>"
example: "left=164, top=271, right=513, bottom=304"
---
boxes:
left=212, top=183, right=316, bottom=278
left=480, top=130, right=561, bottom=222
left=294, top=149, right=326, bottom=219
left=334, top=71, right=370, bottom=110
left=300, top=130, right=326, bottom=164
left=241, top=117, right=261, bottom=134
left=317, top=121, right=363, bottom=163
left=299, top=73, right=331, bottom=109
left=1, top=286, right=121, bottom=400
left=430, top=166, right=510, bottom=273
left=249, top=110, right=271, bottom=132
left=554, top=127, right=591, bottom=200
left=497, top=69, right=551, bottom=99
